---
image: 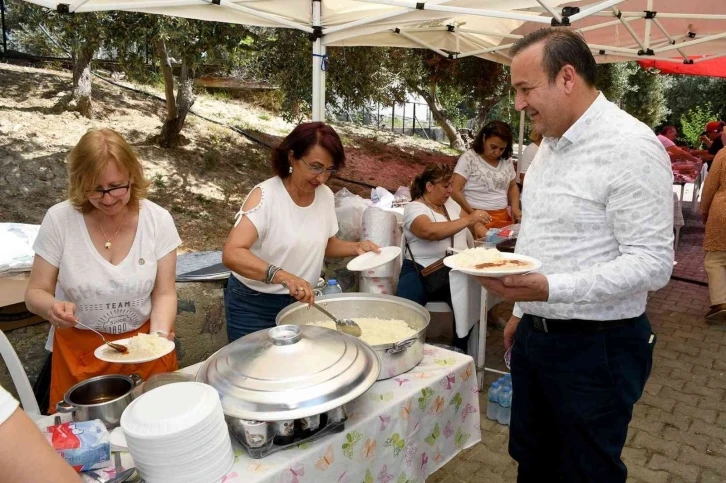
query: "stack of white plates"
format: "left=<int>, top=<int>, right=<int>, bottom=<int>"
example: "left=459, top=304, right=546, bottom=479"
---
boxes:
left=120, top=382, right=234, bottom=483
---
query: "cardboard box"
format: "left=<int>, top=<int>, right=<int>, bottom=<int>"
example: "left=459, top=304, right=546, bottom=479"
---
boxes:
left=0, top=276, right=46, bottom=331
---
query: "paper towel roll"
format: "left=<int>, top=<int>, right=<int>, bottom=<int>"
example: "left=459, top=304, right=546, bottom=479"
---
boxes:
left=361, top=207, right=398, bottom=277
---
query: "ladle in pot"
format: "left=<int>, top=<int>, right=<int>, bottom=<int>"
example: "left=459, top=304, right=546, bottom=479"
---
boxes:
left=310, top=302, right=363, bottom=338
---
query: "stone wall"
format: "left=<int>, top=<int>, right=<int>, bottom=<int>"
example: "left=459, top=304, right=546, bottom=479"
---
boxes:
left=0, top=280, right=228, bottom=404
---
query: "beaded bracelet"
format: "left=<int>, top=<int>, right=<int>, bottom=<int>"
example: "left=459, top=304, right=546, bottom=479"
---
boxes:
left=264, top=264, right=282, bottom=284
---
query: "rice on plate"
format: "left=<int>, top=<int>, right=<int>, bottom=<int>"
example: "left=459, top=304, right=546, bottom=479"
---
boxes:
left=95, top=333, right=174, bottom=363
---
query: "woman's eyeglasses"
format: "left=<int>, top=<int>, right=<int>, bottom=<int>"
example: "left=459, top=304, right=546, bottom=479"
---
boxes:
left=86, top=184, right=130, bottom=200
left=300, top=158, right=337, bottom=176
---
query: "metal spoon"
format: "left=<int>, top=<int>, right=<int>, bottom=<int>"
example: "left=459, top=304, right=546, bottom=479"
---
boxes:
left=75, top=320, right=128, bottom=353
left=310, top=302, right=363, bottom=338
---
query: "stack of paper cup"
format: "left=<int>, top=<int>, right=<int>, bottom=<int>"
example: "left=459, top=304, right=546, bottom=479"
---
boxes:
left=120, top=382, right=234, bottom=483
left=360, top=276, right=394, bottom=295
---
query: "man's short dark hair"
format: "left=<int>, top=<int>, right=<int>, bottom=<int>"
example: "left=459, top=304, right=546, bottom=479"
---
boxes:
left=510, top=28, right=597, bottom=87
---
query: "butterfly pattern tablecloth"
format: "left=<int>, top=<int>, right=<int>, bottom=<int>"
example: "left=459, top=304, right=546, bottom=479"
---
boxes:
left=223, top=344, right=480, bottom=483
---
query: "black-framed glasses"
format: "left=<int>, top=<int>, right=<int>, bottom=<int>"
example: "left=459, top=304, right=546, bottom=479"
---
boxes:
left=86, top=184, right=130, bottom=200
left=300, top=157, right=337, bottom=176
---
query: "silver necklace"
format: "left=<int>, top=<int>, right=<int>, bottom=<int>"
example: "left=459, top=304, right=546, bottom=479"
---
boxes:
left=97, top=209, right=128, bottom=250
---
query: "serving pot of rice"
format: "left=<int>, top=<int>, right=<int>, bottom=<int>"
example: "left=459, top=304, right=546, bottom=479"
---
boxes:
left=276, top=293, right=430, bottom=380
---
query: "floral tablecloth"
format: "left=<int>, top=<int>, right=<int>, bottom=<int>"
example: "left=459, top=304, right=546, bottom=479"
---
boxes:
left=220, top=344, right=480, bottom=483
left=39, top=345, right=480, bottom=483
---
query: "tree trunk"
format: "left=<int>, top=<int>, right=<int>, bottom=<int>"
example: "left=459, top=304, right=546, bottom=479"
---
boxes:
left=72, top=46, right=94, bottom=118
left=154, top=38, right=194, bottom=148
left=158, top=60, right=195, bottom=148
left=154, top=38, right=177, bottom=121
left=418, top=84, right=465, bottom=151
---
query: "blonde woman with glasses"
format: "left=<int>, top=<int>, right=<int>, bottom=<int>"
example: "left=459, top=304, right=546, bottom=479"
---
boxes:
left=25, top=128, right=181, bottom=411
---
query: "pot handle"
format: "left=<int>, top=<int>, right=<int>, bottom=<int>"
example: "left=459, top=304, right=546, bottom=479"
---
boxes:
left=129, top=373, right=143, bottom=387
left=56, top=400, right=75, bottom=414
left=386, top=337, right=417, bottom=354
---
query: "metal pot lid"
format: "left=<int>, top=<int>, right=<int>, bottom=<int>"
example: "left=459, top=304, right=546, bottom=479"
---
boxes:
left=196, top=325, right=380, bottom=421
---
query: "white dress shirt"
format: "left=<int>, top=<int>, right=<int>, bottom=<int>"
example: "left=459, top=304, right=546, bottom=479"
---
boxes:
left=513, top=93, right=674, bottom=321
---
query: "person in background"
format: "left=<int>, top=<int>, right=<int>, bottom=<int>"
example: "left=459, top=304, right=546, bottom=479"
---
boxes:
left=701, top=145, right=726, bottom=320
left=396, top=164, right=490, bottom=351
left=0, top=385, right=81, bottom=482
left=693, top=121, right=724, bottom=168
left=222, top=122, right=379, bottom=342
left=25, top=128, right=180, bottom=411
left=477, top=28, right=673, bottom=483
left=657, top=125, right=701, bottom=162
left=451, top=120, right=520, bottom=239
left=517, top=128, right=542, bottom=189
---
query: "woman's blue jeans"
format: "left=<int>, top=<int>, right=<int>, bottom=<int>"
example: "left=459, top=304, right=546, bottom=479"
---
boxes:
left=224, top=275, right=295, bottom=342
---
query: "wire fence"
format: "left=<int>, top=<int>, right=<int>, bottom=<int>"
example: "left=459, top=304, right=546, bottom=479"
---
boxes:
left=332, top=100, right=475, bottom=146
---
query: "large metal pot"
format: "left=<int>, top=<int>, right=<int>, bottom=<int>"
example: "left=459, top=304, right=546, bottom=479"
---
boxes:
left=196, top=325, right=379, bottom=421
left=56, top=374, right=142, bottom=429
left=276, top=293, right=430, bottom=380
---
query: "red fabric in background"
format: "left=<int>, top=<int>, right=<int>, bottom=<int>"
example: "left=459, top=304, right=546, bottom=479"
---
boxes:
left=638, top=57, right=726, bottom=78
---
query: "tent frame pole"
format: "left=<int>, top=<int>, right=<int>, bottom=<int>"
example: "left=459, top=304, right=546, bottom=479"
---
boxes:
left=312, top=0, right=324, bottom=122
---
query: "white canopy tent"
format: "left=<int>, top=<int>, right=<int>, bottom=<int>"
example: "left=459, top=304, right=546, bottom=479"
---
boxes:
left=20, top=0, right=726, bottom=123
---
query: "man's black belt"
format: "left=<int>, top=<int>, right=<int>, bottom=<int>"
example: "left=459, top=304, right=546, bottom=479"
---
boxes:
left=530, top=314, right=640, bottom=333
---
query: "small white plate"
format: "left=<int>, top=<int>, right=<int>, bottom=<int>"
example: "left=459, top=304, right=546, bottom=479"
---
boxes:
left=347, top=246, right=402, bottom=271
left=94, top=337, right=175, bottom=364
left=443, top=252, right=542, bottom=278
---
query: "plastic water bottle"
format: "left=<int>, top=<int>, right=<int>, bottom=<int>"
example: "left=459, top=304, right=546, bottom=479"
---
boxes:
left=503, top=373, right=512, bottom=389
left=498, top=386, right=512, bottom=426
left=486, top=382, right=500, bottom=421
left=323, top=279, right=343, bottom=295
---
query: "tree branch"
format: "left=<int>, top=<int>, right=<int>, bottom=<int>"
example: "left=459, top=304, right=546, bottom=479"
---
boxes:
left=37, top=24, right=72, bottom=58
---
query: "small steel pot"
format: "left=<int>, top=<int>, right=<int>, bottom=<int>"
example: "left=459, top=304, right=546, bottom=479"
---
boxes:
left=56, top=374, right=142, bottom=429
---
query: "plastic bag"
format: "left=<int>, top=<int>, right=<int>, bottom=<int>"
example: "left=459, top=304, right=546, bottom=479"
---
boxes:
left=0, top=223, right=40, bottom=275
left=370, top=187, right=395, bottom=209
left=43, top=420, right=112, bottom=472
left=334, top=188, right=370, bottom=242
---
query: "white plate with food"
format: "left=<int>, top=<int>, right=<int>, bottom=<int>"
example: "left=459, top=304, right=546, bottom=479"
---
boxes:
left=346, top=246, right=401, bottom=272
left=94, top=333, right=175, bottom=364
left=444, top=247, right=542, bottom=278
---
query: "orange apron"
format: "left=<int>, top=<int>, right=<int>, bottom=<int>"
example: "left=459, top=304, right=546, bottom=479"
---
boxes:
left=483, top=208, right=514, bottom=230
left=49, top=320, right=178, bottom=412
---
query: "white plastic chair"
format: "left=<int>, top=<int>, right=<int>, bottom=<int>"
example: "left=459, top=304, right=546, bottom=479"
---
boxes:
left=0, top=330, right=42, bottom=420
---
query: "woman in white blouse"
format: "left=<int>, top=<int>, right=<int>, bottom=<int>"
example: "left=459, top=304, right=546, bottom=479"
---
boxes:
left=451, top=120, right=520, bottom=239
left=396, top=164, right=489, bottom=351
left=222, top=122, right=378, bottom=341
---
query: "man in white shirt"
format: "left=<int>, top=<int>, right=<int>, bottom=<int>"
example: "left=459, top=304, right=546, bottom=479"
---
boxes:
left=477, top=28, right=673, bottom=483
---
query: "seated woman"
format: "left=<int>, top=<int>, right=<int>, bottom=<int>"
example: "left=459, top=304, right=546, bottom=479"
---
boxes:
left=395, top=163, right=489, bottom=351
left=451, top=120, right=520, bottom=239
left=25, top=128, right=180, bottom=411
left=222, top=122, right=378, bottom=342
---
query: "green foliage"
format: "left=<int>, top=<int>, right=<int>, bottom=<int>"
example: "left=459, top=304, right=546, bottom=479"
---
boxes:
left=596, top=63, right=633, bottom=101
left=6, top=0, right=108, bottom=58
left=681, top=103, right=717, bottom=147
left=621, top=65, right=671, bottom=128
left=662, top=75, right=726, bottom=131
left=152, top=173, right=166, bottom=189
